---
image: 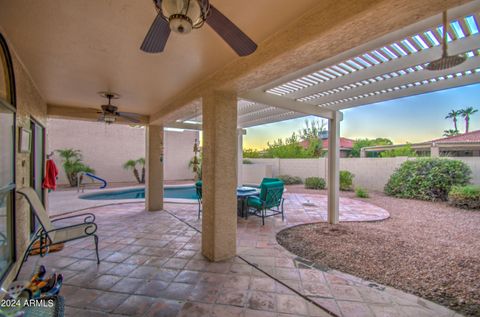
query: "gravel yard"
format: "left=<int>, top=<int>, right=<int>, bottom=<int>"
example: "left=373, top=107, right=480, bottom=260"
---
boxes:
left=277, top=188, right=480, bottom=316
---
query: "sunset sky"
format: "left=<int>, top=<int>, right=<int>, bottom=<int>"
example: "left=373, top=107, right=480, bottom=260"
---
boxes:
left=243, top=83, right=480, bottom=150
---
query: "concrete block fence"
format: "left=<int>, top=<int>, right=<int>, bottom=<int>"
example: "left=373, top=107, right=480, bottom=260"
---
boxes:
left=244, top=157, right=480, bottom=191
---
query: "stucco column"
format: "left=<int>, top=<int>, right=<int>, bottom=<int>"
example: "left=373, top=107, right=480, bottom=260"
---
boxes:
left=237, top=129, right=245, bottom=187
left=430, top=143, right=440, bottom=157
left=145, top=125, right=164, bottom=211
left=201, top=90, right=237, bottom=261
left=360, top=148, right=366, bottom=158
left=327, top=111, right=341, bottom=224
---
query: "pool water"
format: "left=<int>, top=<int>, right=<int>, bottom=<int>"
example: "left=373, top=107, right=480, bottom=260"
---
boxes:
left=79, top=186, right=198, bottom=200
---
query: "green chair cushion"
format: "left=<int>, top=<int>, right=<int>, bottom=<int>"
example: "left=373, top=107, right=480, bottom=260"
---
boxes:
left=247, top=196, right=263, bottom=209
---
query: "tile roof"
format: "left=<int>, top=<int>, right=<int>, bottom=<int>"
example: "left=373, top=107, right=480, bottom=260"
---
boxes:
left=431, top=130, right=480, bottom=143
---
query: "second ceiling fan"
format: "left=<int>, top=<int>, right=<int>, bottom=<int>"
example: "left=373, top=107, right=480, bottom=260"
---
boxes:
left=140, top=0, right=257, bottom=56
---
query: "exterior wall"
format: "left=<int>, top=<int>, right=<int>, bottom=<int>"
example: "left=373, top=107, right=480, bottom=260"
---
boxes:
left=5, top=40, right=48, bottom=287
left=246, top=157, right=480, bottom=190
left=47, top=118, right=197, bottom=184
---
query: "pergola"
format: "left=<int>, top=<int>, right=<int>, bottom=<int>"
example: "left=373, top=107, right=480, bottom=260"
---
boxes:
left=1, top=0, right=479, bottom=262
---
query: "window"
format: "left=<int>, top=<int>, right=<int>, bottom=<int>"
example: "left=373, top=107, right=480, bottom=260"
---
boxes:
left=0, top=33, right=16, bottom=280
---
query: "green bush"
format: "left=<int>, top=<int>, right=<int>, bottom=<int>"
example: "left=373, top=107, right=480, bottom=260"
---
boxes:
left=448, top=185, right=480, bottom=209
left=384, top=158, right=471, bottom=201
left=305, top=177, right=326, bottom=189
left=340, top=170, right=354, bottom=191
left=355, top=187, right=369, bottom=198
left=243, top=159, right=253, bottom=164
left=278, top=175, right=303, bottom=185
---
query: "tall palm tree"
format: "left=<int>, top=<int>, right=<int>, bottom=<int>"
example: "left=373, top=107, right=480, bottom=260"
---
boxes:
left=459, top=107, right=478, bottom=133
left=123, top=160, right=141, bottom=183
left=445, top=109, right=461, bottom=132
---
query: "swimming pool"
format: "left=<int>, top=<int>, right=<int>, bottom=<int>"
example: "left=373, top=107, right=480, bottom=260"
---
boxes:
left=79, top=186, right=197, bottom=200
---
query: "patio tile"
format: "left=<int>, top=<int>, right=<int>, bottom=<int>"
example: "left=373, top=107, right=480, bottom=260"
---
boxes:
left=113, top=295, right=156, bottom=315
left=134, top=280, right=169, bottom=297
left=216, top=288, right=248, bottom=307
left=109, top=277, right=145, bottom=293
left=128, top=266, right=158, bottom=279
left=123, top=254, right=150, bottom=265
left=157, top=282, right=193, bottom=300
left=337, top=300, right=375, bottom=317
left=189, top=283, right=220, bottom=303
left=247, top=291, right=276, bottom=311
left=212, top=304, right=244, bottom=317
left=329, top=284, right=364, bottom=302
left=222, top=275, right=251, bottom=290
left=145, top=298, right=184, bottom=317
left=152, top=268, right=180, bottom=282
left=177, top=301, right=213, bottom=317
left=174, top=270, right=203, bottom=284
left=244, top=309, right=276, bottom=317
left=89, top=274, right=123, bottom=291
left=163, top=257, right=189, bottom=269
left=90, top=292, right=129, bottom=312
left=250, top=277, right=276, bottom=292
left=62, top=286, right=103, bottom=308
left=103, top=252, right=131, bottom=263
left=107, top=263, right=138, bottom=276
left=276, top=294, right=309, bottom=315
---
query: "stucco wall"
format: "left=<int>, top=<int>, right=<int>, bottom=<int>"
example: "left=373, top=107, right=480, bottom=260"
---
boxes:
left=3, top=36, right=48, bottom=287
left=47, top=118, right=197, bottom=184
left=246, top=157, right=480, bottom=190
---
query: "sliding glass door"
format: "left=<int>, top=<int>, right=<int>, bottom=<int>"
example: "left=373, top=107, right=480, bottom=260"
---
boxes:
left=0, top=100, right=15, bottom=278
left=30, top=119, right=45, bottom=232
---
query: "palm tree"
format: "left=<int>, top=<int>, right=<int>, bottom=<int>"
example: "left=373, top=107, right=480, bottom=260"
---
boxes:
left=459, top=107, right=478, bottom=133
left=136, top=158, right=145, bottom=184
left=123, top=159, right=141, bottom=183
left=445, top=109, right=461, bottom=131
left=443, top=129, right=459, bottom=137
left=56, top=148, right=94, bottom=186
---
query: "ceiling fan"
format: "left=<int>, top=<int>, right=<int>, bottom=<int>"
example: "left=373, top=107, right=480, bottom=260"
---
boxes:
left=140, top=0, right=257, bottom=56
left=97, top=92, right=142, bottom=124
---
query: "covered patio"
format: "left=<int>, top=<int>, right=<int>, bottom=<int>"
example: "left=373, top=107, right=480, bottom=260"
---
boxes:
left=17, top=200, right=455, bottom=317
left=1, top=0, right=479, bottom=316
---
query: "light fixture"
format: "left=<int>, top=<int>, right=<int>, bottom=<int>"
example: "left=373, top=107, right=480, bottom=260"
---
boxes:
left=104, top=113, right=116, bottom=124
left=160, top=0, right=210, bottom=34
left=426, top=11, right=466, bottom=71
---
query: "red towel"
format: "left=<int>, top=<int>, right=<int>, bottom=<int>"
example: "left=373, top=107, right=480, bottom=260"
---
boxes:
left=42, top=159, right=59, bottom=190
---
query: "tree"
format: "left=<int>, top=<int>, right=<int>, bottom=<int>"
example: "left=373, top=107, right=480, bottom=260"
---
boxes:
left=243, top=148, right=262, bottom=158
left=443, top=129, right=460, bottom=137
left=350, top=138, right=393, bottom=157
left=459, top=107, right=478, bottom=133
left=123, top=159, right=141, bottom=183
left=56, top=148, right=94, bottom=187
left=379, top=144, right=417, bottom=158
left=136, top=158, right=145, bottom=183
left=445, top=109, right=461, bottom=131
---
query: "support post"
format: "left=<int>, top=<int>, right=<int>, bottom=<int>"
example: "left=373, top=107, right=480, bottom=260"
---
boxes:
left=237, top=129, right=245, bottom=187
left=430, top=143, right=440, bottom=157
left=145, top=125, right=164, bottom=211
left=201, top=90, right=237, bottom=261
left=327, top=111, right=341, bottom=224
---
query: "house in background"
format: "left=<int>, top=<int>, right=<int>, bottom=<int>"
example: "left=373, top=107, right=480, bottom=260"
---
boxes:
left=300, top=131, right=354, bottom=157
left=361, top=130, right=480, bottom=157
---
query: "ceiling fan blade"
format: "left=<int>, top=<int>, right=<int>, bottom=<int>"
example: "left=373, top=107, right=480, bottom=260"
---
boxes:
left=206, top=5, right=257, bottom=56
left=117, top=112, right=141, bottom=123
left=140, top=13, right=171, bottom=53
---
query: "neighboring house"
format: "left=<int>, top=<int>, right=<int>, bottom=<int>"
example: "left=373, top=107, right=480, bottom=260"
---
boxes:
left=361, top=130, right=480, bottom=157
left=300, top=136, right=354, bottom=157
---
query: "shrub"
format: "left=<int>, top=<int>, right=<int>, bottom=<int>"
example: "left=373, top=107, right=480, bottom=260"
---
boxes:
left=56, top=148, right=94, bottom=187
left=355, top=187, right=369, bottom=198
left=278, top=175, right=303, bottom=185
left=340, top=170, right=354, bottom=191
left=448, top=185, right=480, bottom=209
left=243, top=159, right=253, bottom=164
left=384, top=158, right=471, bottom=201
left=305, top=177, right=326, bottom=190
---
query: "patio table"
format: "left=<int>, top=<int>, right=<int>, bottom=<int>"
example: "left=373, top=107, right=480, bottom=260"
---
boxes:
left=237, top=187, right=260, bottom=218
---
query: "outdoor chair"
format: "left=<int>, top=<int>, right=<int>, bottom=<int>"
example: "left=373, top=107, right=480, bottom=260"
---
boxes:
left=195, top=180, right=202, bottom=219
left=246, top=180, right=285, bottom=225
left=16, top=187, right=100, bottom=265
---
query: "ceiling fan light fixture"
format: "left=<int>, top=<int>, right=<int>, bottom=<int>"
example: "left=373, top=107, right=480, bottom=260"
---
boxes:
left=161, top=0, right=209, bottom=34
left=104, top=113, right=116, bottom=124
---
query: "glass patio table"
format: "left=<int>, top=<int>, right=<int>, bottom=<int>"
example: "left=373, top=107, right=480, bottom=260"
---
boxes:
left=237, top=186, right=260, bottom=218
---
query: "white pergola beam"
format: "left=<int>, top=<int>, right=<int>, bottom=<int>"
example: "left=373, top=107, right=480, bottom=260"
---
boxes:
left=166, top=122, right=202, bottom=130
left=314, top=56, right=480, bottom=106
left=285, top=34, right=480, bottom=100
left=329, top=71, right=480, bottom=111
left=239, top=112, right=306, bottom=128
left=240, top=90, right=333, bottom=119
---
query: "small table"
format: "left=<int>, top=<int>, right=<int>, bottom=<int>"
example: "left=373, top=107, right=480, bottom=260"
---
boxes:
left=237, top=187, right=260, bottom=218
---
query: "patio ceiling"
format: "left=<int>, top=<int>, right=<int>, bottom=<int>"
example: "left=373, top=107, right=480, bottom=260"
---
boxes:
left=172, top=1, right=480, bottom=129
left=0, top=0, right=320, bottom=116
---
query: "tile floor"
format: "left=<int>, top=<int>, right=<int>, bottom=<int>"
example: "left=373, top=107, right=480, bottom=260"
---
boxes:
left=17, top=194, right=461, bottom=316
